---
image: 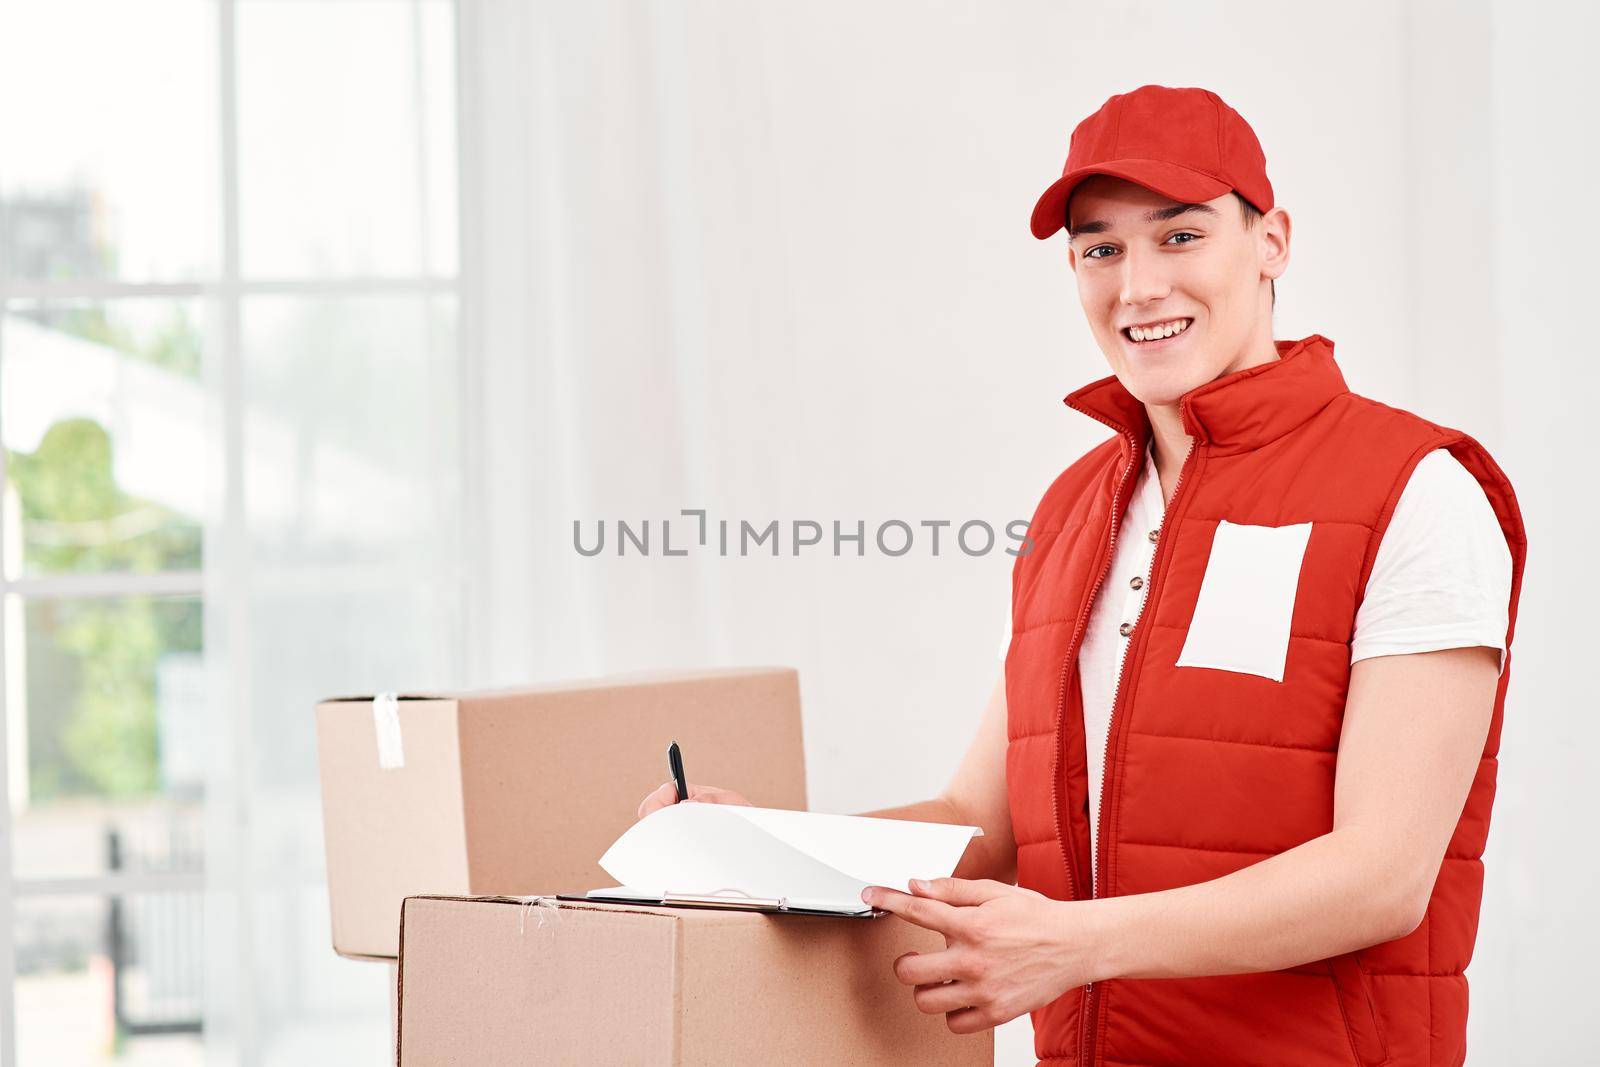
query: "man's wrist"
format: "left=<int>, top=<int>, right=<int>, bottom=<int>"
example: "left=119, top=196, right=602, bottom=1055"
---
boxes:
left=1090, top=895, right=1138, bottom=983
left=1052, top=894, right=1134, bottom=986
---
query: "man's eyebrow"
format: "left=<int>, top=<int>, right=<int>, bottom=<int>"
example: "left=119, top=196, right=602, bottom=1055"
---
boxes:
left=1067, top=201, right=1221, bottom=239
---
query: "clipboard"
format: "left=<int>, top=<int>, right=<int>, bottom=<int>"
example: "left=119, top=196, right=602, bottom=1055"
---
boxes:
left=554, top=886, right=885, bottom=919
left=581, top=801, right=981, bottom=922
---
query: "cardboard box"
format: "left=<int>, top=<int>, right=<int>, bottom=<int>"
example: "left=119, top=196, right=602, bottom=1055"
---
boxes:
left=315, top=668, right=808, bottom=959
left=396, top=896, right=994, bottom=1066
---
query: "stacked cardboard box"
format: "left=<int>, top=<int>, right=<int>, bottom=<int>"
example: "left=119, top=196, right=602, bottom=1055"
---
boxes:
left=396, top=895, right=993, bottom=1066
left=317, top=667, right=991, bottom=1063
left=315, top=667, right=808, bottom=959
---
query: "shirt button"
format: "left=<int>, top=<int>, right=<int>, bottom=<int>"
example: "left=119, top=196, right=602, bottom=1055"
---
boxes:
left=1118, top=622, right=1133, bottom=637
left=1130, top=575, right=1144, bottom=590
left=1147, top=528, right=1160, bottom=543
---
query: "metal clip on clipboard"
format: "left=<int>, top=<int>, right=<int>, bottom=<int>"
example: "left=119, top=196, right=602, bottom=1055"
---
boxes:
left=657, top=887, right=789, bottom=910
left=554, top=885, right=882, bottom=918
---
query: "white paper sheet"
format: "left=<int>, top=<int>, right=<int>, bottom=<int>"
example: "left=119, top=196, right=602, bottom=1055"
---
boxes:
left=593, top=803, right=984, bottom=915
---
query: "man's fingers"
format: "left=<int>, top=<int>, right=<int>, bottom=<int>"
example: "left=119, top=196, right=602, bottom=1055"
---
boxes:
left=687, top=785, right=748, bottom=805
left=909, top=876, right=1014, bottom=907
left=636, top=782, right=678, bottom=819
left=892, top=948, right=967, bottom=988
left=943, top=1005, right=992, bottom=1035
left=911, top=978, right=979, bottom=1017
left=637, top=782, right=752, bottom=820
left=865, top=886, right=963, bottom=935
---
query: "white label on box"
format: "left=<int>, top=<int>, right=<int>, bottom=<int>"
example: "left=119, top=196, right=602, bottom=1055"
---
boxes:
left=372, top=692, right=406, bottom=769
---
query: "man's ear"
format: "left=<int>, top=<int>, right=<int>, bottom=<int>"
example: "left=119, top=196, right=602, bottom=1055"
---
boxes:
left=1260, top=206, right=1291, bottom=282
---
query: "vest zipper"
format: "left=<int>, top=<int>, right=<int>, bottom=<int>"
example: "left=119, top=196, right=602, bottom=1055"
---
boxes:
left=1043, top=435, right=1145, bottom=902
left=1045, top=436, right=1140, bottom=1065
left=1077, top=435, right=1198, bottom=1067
left=1049, top=442, right=1140, bottom=908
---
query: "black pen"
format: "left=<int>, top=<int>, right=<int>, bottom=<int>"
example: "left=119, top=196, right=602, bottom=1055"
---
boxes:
left=668, top=741, right=688, bottom=803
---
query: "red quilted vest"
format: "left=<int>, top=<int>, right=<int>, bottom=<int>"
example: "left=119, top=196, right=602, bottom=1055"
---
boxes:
left=1004, top=334, right=1526, bottom=1066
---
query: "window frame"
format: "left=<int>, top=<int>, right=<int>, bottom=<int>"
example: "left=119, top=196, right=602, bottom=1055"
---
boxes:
left=0, top=1, right=465, bottom=1062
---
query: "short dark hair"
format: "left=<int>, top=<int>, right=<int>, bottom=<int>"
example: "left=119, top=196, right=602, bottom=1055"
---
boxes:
left=1235, top=193, right=1275, bottom=307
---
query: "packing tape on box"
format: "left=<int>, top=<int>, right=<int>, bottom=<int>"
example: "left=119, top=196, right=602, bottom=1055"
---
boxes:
left=373, top=692, right=405, bottom=770
left=517, top=895, right=561, bottom=935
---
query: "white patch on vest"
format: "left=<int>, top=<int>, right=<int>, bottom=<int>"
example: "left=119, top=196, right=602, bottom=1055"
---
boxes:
left=1176, top=519, right=1313, bottom=682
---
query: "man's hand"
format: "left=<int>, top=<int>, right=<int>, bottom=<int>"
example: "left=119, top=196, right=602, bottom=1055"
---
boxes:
left=861, top=877, right=1103, bottom=1035
left=635, top=781, right=753, bottom=821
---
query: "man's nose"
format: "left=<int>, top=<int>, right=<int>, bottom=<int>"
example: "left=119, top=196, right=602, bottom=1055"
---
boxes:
left=1119, top=247, right=1171, bottom=308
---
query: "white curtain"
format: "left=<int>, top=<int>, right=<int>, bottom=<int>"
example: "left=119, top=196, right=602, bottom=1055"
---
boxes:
left=199, top=0, right=1595, bottom=1063
left=202, top=3, right=462, bottom=1064
left=201, top=294, right=461, bottom=1065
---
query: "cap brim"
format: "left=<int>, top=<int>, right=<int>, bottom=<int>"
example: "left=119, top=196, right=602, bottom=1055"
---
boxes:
left=1029, top=160, right=1233, bottom=240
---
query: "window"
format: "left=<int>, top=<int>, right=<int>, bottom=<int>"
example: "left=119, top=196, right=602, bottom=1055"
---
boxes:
left=0, top=2, right=458, bottom=1063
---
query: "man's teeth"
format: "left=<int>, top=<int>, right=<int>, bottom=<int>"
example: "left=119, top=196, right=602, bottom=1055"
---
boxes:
left=1127, top=318, right=1192, bottom=342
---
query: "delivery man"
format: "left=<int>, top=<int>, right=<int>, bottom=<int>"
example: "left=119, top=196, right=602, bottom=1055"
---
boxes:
left=637, top=84, right=1525, bottom=1067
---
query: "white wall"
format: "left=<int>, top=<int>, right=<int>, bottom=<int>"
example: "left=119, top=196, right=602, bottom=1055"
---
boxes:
left=1474, top=2, right=1600, bottom=1062
left=456, top=1, right=1595, bottom=1062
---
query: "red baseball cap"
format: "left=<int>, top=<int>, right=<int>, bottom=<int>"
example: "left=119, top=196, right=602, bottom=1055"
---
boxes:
left=1030, top=84, right=1274, bottom=240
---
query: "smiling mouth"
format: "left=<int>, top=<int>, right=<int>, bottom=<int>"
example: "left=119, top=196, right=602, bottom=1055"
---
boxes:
left=1122, top=317, right=1194, bottom=344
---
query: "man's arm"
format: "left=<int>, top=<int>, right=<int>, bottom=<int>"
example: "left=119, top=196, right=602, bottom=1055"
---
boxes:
left=1081, top=644, right=1500, bottom=980
left=858, top=671, right=1019, bottom=884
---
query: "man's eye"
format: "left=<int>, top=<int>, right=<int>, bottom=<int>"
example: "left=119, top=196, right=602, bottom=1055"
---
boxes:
left=1084, top=233, right=1200, bottom=259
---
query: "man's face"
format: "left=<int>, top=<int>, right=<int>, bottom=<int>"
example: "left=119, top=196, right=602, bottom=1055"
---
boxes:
left=1065, top=175, right=1283, bottom=407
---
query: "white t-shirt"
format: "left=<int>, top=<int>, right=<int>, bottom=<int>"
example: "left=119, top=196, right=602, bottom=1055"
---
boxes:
left=1001, top=446, right=1513, bottom=886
